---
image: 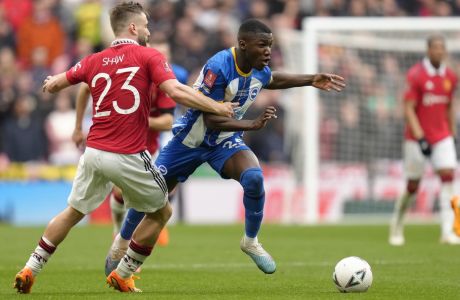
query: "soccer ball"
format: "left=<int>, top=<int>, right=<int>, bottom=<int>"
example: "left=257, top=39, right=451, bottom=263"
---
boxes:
left=332, top=256, right=373, bottom=293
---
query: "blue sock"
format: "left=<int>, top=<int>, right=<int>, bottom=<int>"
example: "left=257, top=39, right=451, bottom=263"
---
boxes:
left=120, top=209, right=145, bottom=240
left=240, top=168, right=265, bottom=238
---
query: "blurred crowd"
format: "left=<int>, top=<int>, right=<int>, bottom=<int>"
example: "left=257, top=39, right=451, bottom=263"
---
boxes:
left=1, top=0, right=460, bottom=168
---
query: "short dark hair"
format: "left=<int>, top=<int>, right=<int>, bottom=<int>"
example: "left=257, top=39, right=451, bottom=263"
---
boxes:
left=110, top=2, right=148, bottom=35
left=238, top=19, right=272, bottom=39
left=427, top=34, right=445, bottom=48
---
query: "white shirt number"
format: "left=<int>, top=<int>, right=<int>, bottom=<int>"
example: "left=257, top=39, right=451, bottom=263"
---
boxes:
left=91, top=67, right=140, bottom=117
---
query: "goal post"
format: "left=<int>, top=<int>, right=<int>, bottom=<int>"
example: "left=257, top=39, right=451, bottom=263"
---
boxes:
left=279, top=17, right=460, bottom=224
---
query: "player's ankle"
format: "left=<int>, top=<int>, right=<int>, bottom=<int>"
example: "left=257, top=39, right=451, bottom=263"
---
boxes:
left=113, top=234, right=129, bottom=249
left=243, top=235, right=258, bottom=245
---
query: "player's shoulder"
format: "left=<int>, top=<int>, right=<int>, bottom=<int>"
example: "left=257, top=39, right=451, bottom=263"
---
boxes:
left=255, top=65, right=272, bottom=76
left=406, top=62, right=423, bottom=80
left=445, top=67, right=458, bottom=81
left=206, top=48, right=233, bottom=71
left=136, top=46, right=163, bottom=59
left=253, top=66, right=272, bottom=83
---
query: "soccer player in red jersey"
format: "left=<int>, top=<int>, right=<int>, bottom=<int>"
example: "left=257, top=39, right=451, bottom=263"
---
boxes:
left=390, top=34, right=459, bottom=246
left=73, top=81, right=176, bottom=241
left=13, top=2, right=234, bottom=294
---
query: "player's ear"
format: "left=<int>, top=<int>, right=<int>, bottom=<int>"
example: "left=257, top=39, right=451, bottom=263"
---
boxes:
left=129, top=23, right=136, bottom=35
left=239, top=39, right=246, bottom=51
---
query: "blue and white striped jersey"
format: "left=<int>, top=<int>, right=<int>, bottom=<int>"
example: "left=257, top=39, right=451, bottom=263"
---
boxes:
left=172, top=47, right=272, bottom=148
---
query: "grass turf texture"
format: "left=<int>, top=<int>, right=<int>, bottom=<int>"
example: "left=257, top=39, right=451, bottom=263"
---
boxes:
left=0, top=224, right=458, bottom=299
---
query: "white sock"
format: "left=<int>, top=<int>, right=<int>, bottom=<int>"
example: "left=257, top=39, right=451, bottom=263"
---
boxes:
left=439, top=182, right=454, bottom=237
left=244, top=235, right=258, bottom=245
left=116, top=247, right=148, bottom=278
left=25, top=237, right=56, bottom=276
left=112, top=233, right=129, bottom=251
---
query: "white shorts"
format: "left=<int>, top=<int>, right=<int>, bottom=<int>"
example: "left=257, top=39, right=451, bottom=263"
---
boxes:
left=68, top=147, right=168, bottom=214
left=404, top=136, right=457, bottom=179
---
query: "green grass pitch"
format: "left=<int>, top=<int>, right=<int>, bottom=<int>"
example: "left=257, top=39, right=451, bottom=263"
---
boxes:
left=0, top=223, right=459, bottom=299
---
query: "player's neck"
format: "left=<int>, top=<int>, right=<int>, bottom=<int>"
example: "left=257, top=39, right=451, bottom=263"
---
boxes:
left=112, top=35, right=139, bottom=46
left=235, top=48, right=252, bottom=73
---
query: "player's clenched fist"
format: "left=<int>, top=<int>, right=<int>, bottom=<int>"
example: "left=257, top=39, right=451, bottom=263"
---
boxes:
left=42, top=75, right=53, bottom=92
left=251, top=106, right=277, bottom=130
left=42, top=73, right=69, bottom=94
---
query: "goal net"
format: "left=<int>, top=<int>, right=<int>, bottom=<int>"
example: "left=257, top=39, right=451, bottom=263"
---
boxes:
left=277, top=18, right=460, bottom=224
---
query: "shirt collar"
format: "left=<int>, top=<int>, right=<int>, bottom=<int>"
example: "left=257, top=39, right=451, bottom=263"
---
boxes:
left=111, top=38, right=139, bottom=47
left=423, top=57, right=446, bottom=76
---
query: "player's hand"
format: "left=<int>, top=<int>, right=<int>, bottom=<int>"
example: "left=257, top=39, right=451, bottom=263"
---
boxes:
left=72, top=128, right=85, bottom=148
left=217, top=102, right=238, bottom=118
left=251, top=106, right=277, bottom=130
left=42, top=75, right=56, bottom=93
left=312, top=73, right=346, bottom=92
left=417, top=138, right=432, bottom=157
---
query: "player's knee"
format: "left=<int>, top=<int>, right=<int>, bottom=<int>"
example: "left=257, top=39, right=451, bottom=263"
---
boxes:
left=240, top=168, right=265, bottom=198
left=407, top=181, right=419, bottom=194
left=111, top=187, right=124, bottom=205
left=439, top=171, right=454, bottom=183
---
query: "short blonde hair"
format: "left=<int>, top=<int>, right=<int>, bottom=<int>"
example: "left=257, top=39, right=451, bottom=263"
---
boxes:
left=109, top=2, right=148, bottom=35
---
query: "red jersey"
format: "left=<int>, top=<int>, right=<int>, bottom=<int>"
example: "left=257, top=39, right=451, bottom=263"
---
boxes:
left=66, top=39, right=176, bottom=154
left=404, top=58, right=457, bottom=144
left=146, top=84, right=176, bottom=154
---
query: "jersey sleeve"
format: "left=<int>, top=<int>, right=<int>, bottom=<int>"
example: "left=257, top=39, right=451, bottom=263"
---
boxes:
left=156, top=90, right=176, bottom=110
left=148, top=52, right=177, bottom=86
left=262, top=66, right=273, bottom=88
left=65, top=55, right=91, bottom=85
left=195, top=60, right=226, bottom=101
left=449, top=72, right=458, bottom=100
left=403, top=68, right=419, bottom=103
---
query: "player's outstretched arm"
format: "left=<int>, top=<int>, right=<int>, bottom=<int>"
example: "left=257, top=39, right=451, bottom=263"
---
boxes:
left=204, top=106, right=277, bottom=132
left=265, top=71, right=345, bottom=92
left=42, top=72, right=71, bottom=94
left=159, top=79, right=236, bottom=117
left=72, top=83, right=90, bottom=148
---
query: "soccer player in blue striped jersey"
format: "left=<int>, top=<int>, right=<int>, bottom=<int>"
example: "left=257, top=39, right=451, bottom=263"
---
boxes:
left=106, top=19, right=345, bottom=275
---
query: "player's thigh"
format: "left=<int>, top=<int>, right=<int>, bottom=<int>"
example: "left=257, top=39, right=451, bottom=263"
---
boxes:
left=208, top=136, right=256, bottom=181
left=68, top=148, right=113, bottom=214
left=403, top=140, right=425, bottom=180
left=154, top=137, right=205, bottom=183
left=102, top=150, right=168, bottom=213
left=431, top=136, right=457, bottom=172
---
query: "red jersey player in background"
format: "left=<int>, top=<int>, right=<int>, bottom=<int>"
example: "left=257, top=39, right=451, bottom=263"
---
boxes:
left=389, top=34, right=459, bottom=246
left=13, top=1, right=234, bottom=294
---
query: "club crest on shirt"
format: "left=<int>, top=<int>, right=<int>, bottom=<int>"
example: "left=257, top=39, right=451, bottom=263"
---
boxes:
left=249, top=87, right=260, bottom=100
left=444, top=79, right=452, bottom=92
left=425, top=80, right=434, bottom=90
left=204, top=70, right=217, bottom=88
